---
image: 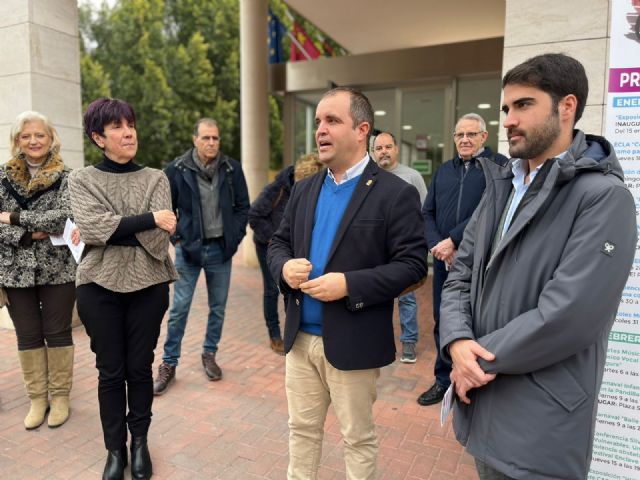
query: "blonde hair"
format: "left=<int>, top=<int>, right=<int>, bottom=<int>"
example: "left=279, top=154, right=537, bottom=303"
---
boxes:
left=10, top=111, right=61, bottom=158
left=294, top=153, right=324, bottom=181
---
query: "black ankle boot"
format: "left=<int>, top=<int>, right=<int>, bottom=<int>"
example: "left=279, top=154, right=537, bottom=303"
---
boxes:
left=102, top=445, right=127, bottom=480
left=130, top=436, right=152, bottom=479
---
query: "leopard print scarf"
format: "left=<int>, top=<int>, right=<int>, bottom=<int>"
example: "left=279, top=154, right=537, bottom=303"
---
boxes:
left=4, top=151, right=65, bottom=197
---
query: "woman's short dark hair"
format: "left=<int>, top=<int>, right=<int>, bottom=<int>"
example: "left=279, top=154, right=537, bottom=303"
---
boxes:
left=502, top=53, right=588, bottom=124
left=84, top=98, right=136, bottom=147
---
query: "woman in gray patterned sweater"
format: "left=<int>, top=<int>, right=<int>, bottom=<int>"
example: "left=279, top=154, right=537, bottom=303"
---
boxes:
left=69, top=98, right=178, bottom=480
left=0, top=111, right=76, bottom=431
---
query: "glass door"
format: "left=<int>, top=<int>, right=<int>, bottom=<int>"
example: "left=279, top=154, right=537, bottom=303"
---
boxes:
left=399, top=85, right=452, bottom=188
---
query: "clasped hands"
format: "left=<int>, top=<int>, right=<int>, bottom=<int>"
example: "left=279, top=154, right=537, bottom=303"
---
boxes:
left=449, top=339, right=496, bottom=404
left=282, top=258, right=347, bottom=302
left=431, top=237, right=456, bottom=266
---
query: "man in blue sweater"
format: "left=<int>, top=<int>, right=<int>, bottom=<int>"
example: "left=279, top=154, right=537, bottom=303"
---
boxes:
left=268, top=88, right=427, bottom=479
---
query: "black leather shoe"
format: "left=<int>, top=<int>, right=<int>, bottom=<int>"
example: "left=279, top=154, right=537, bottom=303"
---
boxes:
left=102, top=445, right=127, bottom=480
left=130, top=436, right=152, bottom=479
left=417, top=383, right=447, bottom=406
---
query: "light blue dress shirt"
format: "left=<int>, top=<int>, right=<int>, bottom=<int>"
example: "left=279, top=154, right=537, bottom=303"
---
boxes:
left=327, top=153, right=369, bottom=185
left=501, top=152, right=566, bottom=239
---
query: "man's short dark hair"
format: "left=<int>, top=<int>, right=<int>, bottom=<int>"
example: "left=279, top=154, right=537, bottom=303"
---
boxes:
left=374, top=131, right=397, bottom=146
left=502, top=53, right=588, bottom=125
left=84, top=98, right=136, bottom=148
left=193, top=118, right=219, bottom=137
left=321, top=87, right=374, bottom=141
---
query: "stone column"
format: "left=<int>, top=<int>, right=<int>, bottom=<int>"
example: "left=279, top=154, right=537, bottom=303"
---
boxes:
left=240, top=0, right=269, bottom=267
left=0, top=0, right=84, bottom=329
left=0, top=0, right=84, bottom=167
left=499, top=0, right=610, bottom=155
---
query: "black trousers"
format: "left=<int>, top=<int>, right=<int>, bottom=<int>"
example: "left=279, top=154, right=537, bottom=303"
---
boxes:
left=77, top=282, right=169, bottom=450
left=432, top=259, right=452, bottom=387
left=6, top=282, right=76, bottom=350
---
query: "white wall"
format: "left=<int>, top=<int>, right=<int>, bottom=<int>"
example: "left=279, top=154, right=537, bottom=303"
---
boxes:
left=499, top=0, right=610, bottom=155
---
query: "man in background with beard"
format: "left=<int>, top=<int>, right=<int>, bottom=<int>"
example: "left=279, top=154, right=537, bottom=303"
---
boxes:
left=372, top=131, right=427, bottom=363
left=439, top=53, right=636, bottom=479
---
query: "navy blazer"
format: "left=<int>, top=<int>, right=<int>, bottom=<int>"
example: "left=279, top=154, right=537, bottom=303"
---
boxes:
left=267, top=158, right=428, bottom=370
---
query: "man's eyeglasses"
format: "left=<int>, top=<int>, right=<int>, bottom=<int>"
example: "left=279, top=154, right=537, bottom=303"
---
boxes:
left=453, top=131, right=484, bottom=141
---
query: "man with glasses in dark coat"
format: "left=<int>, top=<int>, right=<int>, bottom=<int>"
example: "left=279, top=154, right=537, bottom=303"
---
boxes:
left=417, top=113, right=507, bottom=406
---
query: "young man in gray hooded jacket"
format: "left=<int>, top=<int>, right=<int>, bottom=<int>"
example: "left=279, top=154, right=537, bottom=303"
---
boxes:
left=439, top=53, right=636, bottom=479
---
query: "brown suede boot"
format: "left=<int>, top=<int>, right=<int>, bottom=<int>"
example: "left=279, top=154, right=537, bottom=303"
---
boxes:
left=17, top=347, right=49, bottom=430
left=47, top=345, right=74, bottom=428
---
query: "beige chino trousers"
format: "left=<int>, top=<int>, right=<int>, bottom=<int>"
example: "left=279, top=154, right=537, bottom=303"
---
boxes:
left=286, top=331, right=380, bottom=480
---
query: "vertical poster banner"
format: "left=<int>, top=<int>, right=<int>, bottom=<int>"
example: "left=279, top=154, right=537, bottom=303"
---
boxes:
left=589, top=1, right=640, bottom=479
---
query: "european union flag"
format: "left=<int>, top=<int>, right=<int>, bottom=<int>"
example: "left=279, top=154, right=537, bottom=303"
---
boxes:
left=268, top=8, right=286, bottom=64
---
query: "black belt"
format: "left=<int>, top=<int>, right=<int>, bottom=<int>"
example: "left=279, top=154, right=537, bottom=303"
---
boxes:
left=202, top=237, right=222, bottom=245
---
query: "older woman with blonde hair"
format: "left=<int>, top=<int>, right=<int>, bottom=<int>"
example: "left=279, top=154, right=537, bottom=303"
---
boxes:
left=248, top=153, right=324, bottom=354
left=0, top=111, right=77, bottom=430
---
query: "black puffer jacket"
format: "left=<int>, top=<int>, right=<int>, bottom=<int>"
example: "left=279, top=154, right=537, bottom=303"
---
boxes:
left=248, top=165, right=294, bottom=245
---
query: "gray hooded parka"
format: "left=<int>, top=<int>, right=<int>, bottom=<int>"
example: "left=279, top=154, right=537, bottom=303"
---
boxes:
left=439, top=130, right=637, bottom=479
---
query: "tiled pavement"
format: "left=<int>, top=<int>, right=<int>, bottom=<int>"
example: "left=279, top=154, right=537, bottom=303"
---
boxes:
left=0, top=256, right=478, bottom=479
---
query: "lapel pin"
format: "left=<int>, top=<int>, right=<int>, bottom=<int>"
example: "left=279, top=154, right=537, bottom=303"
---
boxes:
left=366, top=180, right=373, bottom=186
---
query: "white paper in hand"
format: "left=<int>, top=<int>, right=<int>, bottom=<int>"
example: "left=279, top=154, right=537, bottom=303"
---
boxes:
left=440, top=383, right=455, bottom=426
left=49, top=234, right=65, bottom=246
left=63, top=218, right=85, bottom=263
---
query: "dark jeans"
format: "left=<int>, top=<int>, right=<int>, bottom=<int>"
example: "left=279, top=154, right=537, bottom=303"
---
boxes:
left=255, top=241, right=286, bottom=340
left=162, top=242, right=231, bottom=365
left=432, top=259, right=452, bottom=387
left=398, top=291, right=418, bottom=344
left=77, top=282, right=169, bottom=450
left=6, top=283, right=75, bottom=350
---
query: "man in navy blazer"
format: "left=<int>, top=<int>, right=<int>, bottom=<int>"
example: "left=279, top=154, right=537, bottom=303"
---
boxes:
left=268, top=87, right=427, bottom=479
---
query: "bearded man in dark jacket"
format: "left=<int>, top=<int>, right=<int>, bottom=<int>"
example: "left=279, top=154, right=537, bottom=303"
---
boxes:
left=153, top=118, right=249, bottom=394
left=440, top=54, right=636, bottom=480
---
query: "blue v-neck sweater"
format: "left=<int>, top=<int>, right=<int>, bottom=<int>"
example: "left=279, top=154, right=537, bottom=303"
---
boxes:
left=301, top=174, right=360, bottom=335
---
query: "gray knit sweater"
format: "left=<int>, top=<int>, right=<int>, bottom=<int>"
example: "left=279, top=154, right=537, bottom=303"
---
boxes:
left=68, top=166, right=178, bottom=292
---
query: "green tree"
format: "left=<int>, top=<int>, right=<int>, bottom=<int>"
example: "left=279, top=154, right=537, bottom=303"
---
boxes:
left=269, top=95, right=284, bottom=169
left=165, top=31, right=216, bottom=156
left=165, top=0, right=241, bottom=159
left=79, top=0, right=295, bottom=169
left=79, top=55, right=111, bottom=165
left=80, top=0, right=246, bottom=167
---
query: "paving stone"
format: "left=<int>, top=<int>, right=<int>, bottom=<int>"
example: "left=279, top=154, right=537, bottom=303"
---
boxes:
left=0, top=257, right=476, bottom=479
